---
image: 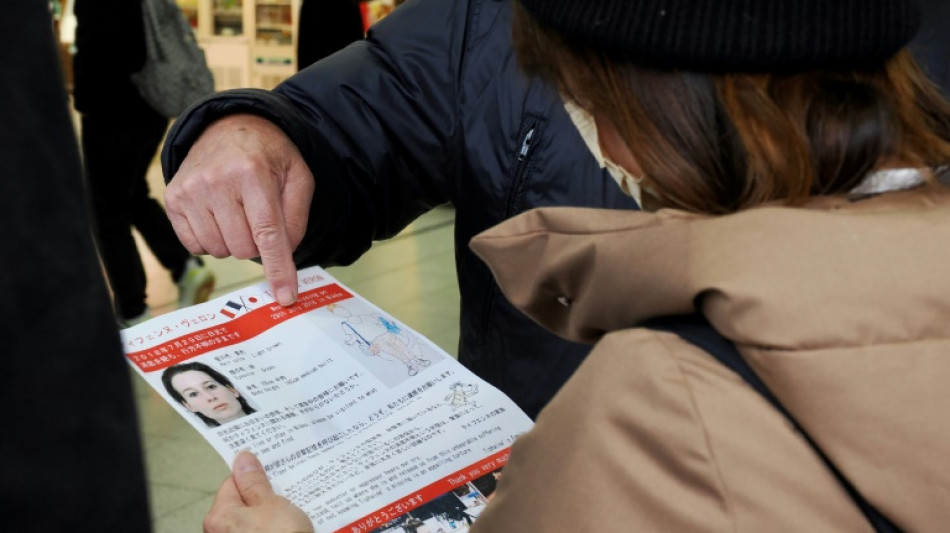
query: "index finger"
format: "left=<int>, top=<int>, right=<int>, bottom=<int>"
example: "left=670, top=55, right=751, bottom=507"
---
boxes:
left=243, top=181, right=298, bottom=307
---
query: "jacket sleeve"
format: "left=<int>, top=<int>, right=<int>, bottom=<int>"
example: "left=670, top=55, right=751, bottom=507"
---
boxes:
left=162, top=0, right=481, bottom=267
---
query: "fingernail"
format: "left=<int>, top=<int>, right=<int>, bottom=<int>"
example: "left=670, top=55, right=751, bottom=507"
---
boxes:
left=277, top=287, right=296, bottom=306
left=234, top=451, right=262, bottom=473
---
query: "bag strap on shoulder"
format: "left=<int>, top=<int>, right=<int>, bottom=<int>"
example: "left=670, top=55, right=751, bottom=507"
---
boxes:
left=641, top=313, right=902, bottom=533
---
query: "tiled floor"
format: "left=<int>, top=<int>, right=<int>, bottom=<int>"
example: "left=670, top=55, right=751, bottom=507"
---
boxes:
left=133, top=161, right=459, bottom=531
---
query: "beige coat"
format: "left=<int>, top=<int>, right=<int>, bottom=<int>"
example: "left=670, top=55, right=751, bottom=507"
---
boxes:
left=468, top=185, right=950, bottom=532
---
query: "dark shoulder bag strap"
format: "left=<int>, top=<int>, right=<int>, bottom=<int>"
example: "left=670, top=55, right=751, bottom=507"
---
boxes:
left=642, top=313, right=902, bottom=533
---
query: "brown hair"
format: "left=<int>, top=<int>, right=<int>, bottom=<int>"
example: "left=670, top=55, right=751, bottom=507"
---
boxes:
left=513, top=2, right=950, bottom=214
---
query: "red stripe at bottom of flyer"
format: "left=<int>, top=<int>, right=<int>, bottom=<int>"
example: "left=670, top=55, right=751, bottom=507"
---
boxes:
left=336, top=447, right=512, bottom=533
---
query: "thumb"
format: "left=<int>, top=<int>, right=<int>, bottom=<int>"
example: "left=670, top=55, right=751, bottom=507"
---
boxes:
left=231, top=451, right=275, bottom=506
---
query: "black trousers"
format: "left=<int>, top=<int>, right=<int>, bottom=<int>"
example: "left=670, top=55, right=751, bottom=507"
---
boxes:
left=80, top=97, right=189, bottom=318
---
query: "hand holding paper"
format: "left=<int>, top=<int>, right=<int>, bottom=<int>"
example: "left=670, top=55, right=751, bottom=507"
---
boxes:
left=121, top=266, right=533, bottom=532
left=205, top=451, right=314, bottom=533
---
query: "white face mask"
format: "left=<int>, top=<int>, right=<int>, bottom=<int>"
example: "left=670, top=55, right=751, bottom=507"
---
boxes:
left=562, top=97, right=644, bottom=206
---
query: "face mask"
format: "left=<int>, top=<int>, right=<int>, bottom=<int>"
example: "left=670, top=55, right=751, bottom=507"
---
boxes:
left=562, top=96, right=644, bottom=206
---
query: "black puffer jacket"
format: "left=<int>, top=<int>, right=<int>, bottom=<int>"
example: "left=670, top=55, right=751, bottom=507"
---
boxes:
left=162, top=0, right=638, bottom=419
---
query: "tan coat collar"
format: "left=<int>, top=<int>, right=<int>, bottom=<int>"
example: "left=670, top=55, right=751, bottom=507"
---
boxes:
left=470, top=185, right=950, bottom=350
left=471, top=185, right=950, bottom=528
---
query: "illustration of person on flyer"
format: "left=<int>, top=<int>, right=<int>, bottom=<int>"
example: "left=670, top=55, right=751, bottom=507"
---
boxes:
left=445, top=382, right=479, bottom=410
left=329, top=304, right=431, bottom=376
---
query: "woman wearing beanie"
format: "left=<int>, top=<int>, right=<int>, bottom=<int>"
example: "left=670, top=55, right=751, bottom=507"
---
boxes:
left=201, top=1, right=950, bottom=531
left=468, top=0, right=950, bottom=531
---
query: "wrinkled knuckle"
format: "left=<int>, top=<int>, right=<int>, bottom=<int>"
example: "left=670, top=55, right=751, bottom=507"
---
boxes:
left=179, top=167, right=209, bottom=188
left=252, top=223, right=285, bottom=248
left=238, top=159, right=272, bottom=186
left=231, top=241, right=260, bottom=260
left=239, top=477, right=270, bottom=502
left=183, top=241, right=206, bottom=256
left=164, top=185, right=187, bottom=209
left=206, top=243, right=232, bottom=259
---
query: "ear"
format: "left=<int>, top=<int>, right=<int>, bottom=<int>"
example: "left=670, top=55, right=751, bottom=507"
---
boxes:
left=228, top=386, right=240, bottom=398
left=181, top=401, right=197, bottom=413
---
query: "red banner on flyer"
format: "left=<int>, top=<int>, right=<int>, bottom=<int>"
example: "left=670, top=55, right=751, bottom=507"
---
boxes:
left=337, top=448, right=512, bottom=533
left=125, top=284, right=353, bottom=372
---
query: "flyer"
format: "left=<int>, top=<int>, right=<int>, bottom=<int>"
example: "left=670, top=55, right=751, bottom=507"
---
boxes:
left=121, top=266, right=534, bottom=532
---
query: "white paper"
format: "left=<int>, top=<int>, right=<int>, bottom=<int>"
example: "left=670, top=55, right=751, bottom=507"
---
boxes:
left=122, top=266, right=533, bottom=532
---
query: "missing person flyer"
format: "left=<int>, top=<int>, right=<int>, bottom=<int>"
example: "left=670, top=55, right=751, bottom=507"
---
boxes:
left=121, top=266, right=533, bottom=532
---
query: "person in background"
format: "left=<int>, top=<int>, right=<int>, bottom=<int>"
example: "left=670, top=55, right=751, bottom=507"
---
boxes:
left=73, top=0, right=214, bottom=328
left=469, top=0, right=950, bottom=529
left=204, top=0, right=950, bottom=530
left=296, top=0, right=365, bottom=70
left=0, top=2, right=151, bottom=531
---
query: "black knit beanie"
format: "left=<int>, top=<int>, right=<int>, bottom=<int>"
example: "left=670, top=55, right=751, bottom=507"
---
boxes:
left=516, top=0, right=921, bottom=72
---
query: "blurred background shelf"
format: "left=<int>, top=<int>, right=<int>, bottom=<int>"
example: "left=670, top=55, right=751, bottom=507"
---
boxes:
left=55, top=0, right=403, bottom=92
left=180, top=0, right=299, bottom=90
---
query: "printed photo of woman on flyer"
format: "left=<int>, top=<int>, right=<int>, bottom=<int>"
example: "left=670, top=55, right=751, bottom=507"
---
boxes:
left=162, top=361, right=257, bottom=428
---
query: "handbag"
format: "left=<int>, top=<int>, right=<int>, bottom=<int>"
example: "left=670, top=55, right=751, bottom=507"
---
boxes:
left=132, top=0, right=215, bottom=118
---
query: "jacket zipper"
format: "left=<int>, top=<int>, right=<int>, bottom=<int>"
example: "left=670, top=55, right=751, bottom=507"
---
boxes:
left=484, top=121, right=540, bottom=339
left=518, top=128, right=535, bottom=160
left=504, top=125, right=537, bottom=216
